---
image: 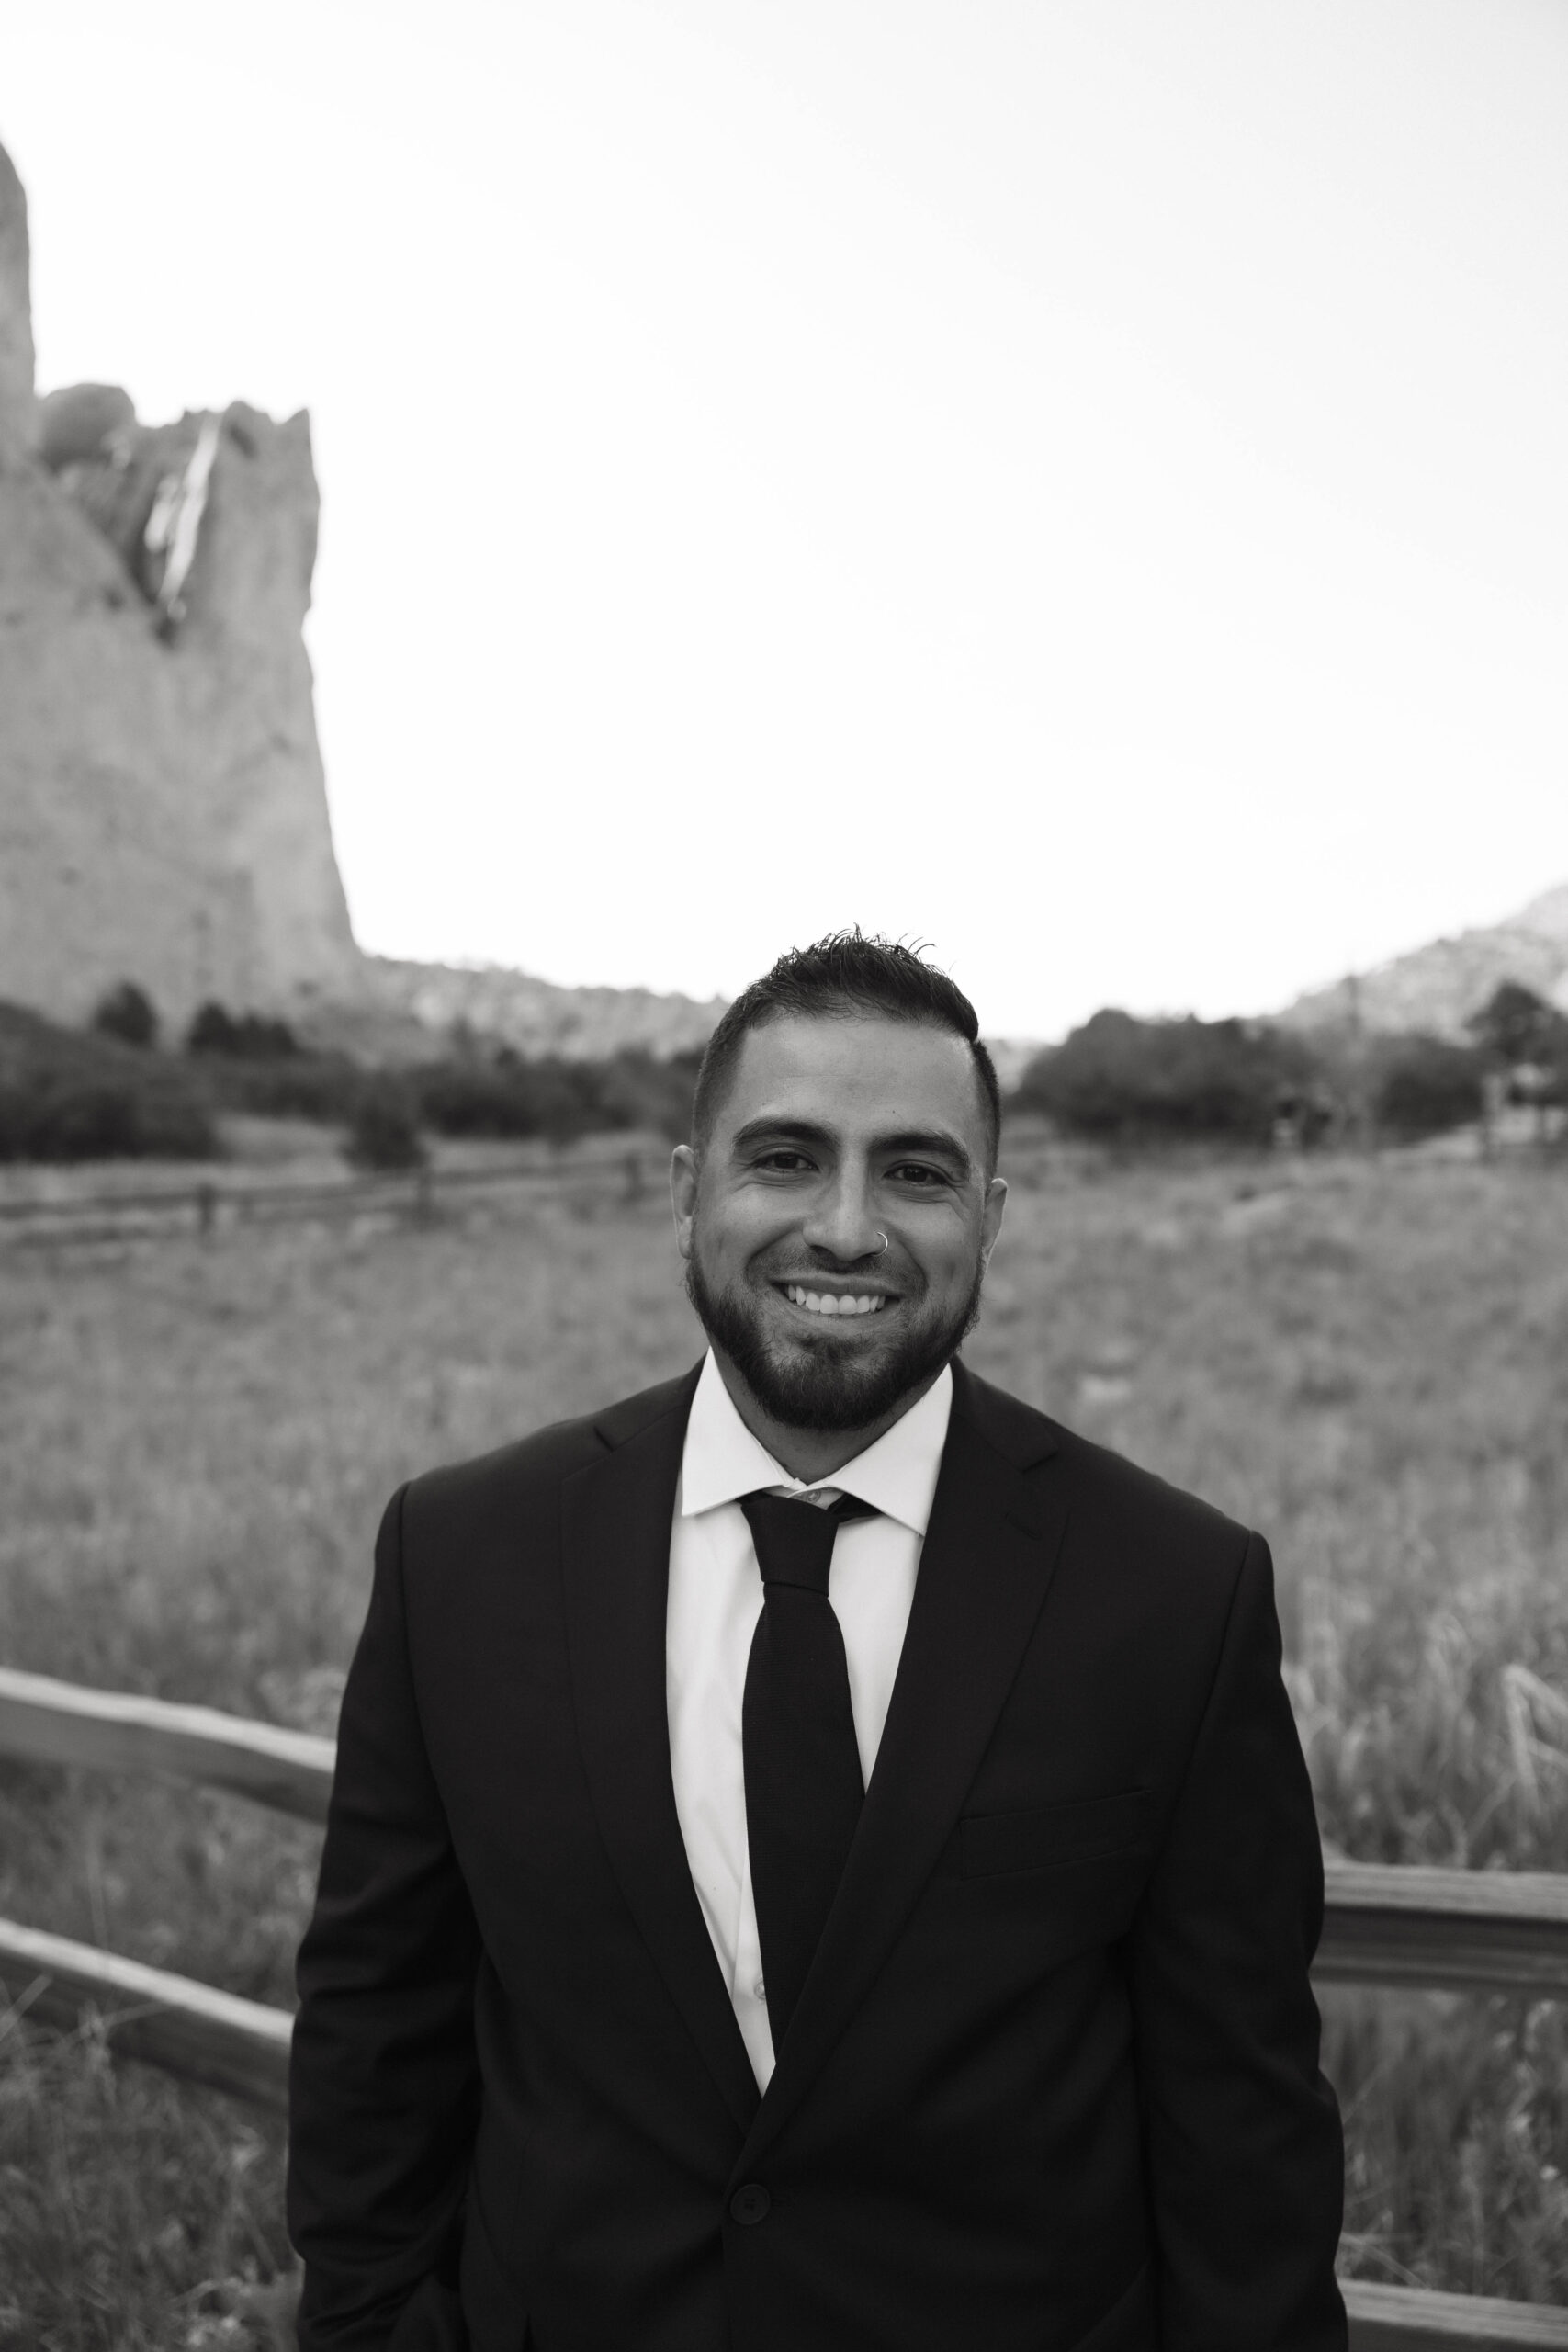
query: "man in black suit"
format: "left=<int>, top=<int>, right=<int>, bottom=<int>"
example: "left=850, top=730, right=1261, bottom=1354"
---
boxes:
left=288, top=933, right=1345, bottom=2352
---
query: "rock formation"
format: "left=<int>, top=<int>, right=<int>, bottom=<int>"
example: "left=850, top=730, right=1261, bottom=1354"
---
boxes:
left=0, top=139, right=359, bottom=1033
left=0, top=138, right=731, bottom=1062
left=1277, top=884, right=1568, bottom=1040
left=0, top=143, right=35, bottom=459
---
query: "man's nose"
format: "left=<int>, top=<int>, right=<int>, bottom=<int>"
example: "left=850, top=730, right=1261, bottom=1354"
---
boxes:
left=800, top=1174, right=883, bottom=1263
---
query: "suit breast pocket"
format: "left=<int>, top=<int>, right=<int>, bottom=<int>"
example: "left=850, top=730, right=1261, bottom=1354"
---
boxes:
left=959, top=1789, right=1155, bottom=1878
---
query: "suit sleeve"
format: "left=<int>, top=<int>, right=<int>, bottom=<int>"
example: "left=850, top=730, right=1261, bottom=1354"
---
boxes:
left=288, top=1484, right=482, bottom=2351
left=1128, top=1531, right=1347, bottom=2352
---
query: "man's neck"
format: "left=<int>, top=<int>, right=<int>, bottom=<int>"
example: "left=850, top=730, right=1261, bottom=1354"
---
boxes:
left=708, top=1347, right=946, bottom=1483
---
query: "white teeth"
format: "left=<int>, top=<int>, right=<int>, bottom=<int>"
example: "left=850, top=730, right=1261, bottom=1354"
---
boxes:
left=784, top=1286, right=884, bottom=1317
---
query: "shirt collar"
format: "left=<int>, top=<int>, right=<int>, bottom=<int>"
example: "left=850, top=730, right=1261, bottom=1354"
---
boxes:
left=680, top=1348, right=953, bottom=1538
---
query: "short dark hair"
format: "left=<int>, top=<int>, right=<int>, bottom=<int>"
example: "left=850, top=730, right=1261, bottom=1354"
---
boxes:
left=692, top=932, right=1001, bottom=1172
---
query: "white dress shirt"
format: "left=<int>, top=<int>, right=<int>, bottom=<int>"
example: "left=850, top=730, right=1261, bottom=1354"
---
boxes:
left=667, top=1349, right=953, bottom=2091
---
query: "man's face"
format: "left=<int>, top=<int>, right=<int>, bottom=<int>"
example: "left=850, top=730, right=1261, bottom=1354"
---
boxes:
left=671, top=1014, right=1006, bottom=1434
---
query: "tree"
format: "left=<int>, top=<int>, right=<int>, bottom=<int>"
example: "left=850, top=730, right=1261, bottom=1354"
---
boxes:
left=1013, top=1010, right=1319, bottom=1145
left=90, top=981, right=159, bottom=1050
left=1467, top=982, right=1568, bottom=1072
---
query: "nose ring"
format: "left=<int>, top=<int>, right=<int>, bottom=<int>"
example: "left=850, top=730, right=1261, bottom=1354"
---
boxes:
left=874, top=1232, right=889, bottom=1256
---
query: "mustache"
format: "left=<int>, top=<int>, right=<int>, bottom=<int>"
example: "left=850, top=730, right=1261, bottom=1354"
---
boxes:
left=758, top=1250, right=914, bottom=1283
left=770, top=1270, right=902, bottom=1289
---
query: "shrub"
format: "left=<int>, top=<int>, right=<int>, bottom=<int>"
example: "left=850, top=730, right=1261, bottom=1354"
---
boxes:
left=222, top=1055, right=367, bottom=1124
left=344, top=1078, right=427, bottom=1172
left=415, top=1055, right=609, bottom=1145
left=1013, top=1010, right=1318, bottom=1144
left=0, top=1075, right=215, bottom=1160
left=181, top=1006, right=369, bottom=1125
left=415, top=1060, right=548, bottom=1140
left=0, top=1001, right=217, bottom=1161
left=1371, top=1035, right=1485, bottom=1141
left=186, top=1001, right=300, bottom=1059
left=593, top=1048, right=702, bottom=1143
left=412, top=1047, right=701, bottom=1148
left=90, top=980, right=159, bottom=1049
left=4, top=1074, right=217, bottom=1161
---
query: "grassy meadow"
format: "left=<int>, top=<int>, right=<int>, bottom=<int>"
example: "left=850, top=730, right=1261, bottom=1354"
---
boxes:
left=2, top=1135, right=1566, bottom=2345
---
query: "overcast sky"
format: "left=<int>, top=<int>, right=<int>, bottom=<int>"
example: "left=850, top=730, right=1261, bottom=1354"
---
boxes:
left=6, top=1, right=1565, bottom=1037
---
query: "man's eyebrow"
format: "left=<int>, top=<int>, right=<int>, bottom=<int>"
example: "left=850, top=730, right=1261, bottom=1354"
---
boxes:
left=729, top=1117, right=976, bottom=1171
left=729, top=1117, right=836, bottom=1155
left=874, top=1127, right=977, bottom=1171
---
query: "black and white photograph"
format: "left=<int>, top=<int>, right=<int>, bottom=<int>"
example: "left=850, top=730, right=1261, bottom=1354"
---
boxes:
left=1, top=6, right=1565, bottom=2347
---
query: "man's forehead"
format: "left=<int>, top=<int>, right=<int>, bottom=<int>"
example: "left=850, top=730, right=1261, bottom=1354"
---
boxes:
left=721, top=1013, right=985, bottom=1134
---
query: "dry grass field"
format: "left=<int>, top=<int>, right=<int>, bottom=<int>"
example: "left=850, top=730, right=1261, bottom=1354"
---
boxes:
left=2, top=1136, right=1566, bottom=2345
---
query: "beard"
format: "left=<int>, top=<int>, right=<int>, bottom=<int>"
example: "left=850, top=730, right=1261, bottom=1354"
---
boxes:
left=684, top=1240, right=986, bottom=1434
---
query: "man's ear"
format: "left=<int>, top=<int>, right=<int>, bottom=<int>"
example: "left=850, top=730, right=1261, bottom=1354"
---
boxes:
left=670, top=1145, right=699, bottom=1261
left=981, top=1174, right=1007, bottom=1265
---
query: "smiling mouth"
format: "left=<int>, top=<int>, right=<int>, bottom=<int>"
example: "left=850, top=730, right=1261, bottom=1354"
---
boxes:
left=776, top=1283, right=889, bottom=1318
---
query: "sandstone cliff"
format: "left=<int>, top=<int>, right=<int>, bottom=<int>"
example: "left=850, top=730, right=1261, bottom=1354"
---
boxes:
left=0, top=138, right=728, bottom=1061
left=0, top=137, right=362, bottom=1032
left=0, top=142, right=34, bottom=461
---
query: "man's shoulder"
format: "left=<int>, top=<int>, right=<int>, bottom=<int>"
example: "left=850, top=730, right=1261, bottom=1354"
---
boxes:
left=403, top=1362, right=701, bottom=1528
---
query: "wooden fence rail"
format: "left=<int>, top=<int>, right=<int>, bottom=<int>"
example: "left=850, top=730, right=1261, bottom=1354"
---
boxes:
left=1316, top=1864, right=1568, bottom=2002
left=0, top=1148, right=656, bottom=1247
left=0, top=1917, right=290, bottom=2110
left=6, top=1665, right=1567, bottom=1998
left=1343, top=2288, right=1568, bottom=2350
left=0, top=1665, right=334, bottom=1822
left=3, top=1664, right=1566, bottom=2346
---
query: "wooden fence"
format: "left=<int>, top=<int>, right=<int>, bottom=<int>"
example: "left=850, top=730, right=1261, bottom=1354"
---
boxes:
left=2, top=1661, right=1565, bottom=2347
left=0, top=1147, right=658, bottom=1247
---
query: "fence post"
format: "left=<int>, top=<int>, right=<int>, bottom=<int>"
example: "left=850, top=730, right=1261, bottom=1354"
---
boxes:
left=414, top=1166, right=434, bottom=1227
left=197, top=1182, right=216, bottom=1240
left=623, top=1151, right=645, bottom=1204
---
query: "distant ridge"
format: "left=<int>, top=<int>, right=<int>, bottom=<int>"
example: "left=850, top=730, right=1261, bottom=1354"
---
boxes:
left=1277, top=885, right=1568, bottom=1040
left=308, top=956, right=727, bottom=1064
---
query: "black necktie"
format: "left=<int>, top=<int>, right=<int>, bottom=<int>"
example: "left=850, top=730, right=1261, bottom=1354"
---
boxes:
left=740, top=1488, right=878, bottom=2050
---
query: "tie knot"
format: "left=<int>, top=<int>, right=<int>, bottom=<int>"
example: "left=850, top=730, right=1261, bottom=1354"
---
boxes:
left=740, top=1490, right=877, bottom=1595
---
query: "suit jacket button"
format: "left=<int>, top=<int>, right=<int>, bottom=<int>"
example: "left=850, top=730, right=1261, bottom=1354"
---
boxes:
left=730, top=2184, right=771, bottom=2225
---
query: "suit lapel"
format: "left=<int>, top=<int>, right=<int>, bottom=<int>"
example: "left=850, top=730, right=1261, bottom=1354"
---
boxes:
left=559, top=1364, right=761, bottom=2139
left=738, top=1363, right=1069, bottom=2169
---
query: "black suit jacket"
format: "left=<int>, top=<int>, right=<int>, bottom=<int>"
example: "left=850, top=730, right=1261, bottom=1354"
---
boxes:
left=288, top=1359, right=1345, bottom=2352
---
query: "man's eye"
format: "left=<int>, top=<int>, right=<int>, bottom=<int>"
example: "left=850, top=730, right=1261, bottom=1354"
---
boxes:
left=887, top=1163, right=948, bottom=1187
left=756, top=1150, right=813, bottom=1173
